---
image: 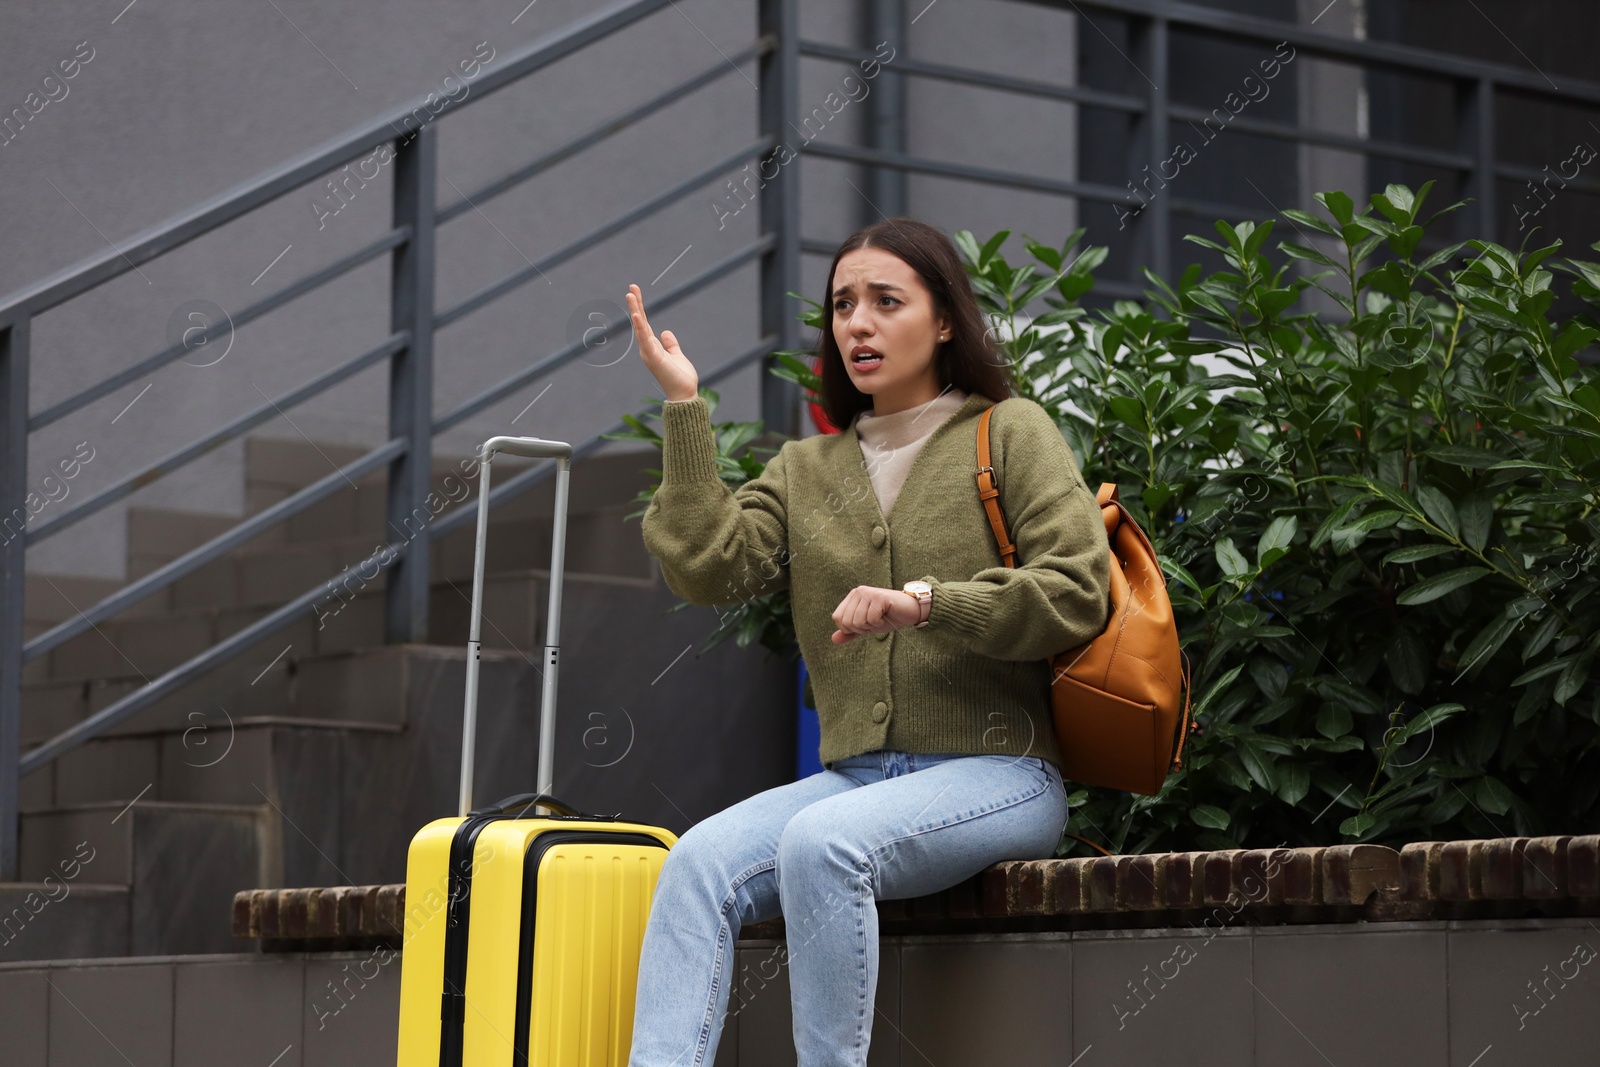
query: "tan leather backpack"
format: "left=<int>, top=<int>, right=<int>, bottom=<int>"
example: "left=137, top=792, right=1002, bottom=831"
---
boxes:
left=975, top=404, right=1194, bottom=796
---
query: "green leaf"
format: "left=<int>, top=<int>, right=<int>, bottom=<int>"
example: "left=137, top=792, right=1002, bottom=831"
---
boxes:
left=1339, top=812, right=1377, bottom=838
left=1243, top=220, right=1275, bottom=258
left=1192, top=804, right=1231, bottom=830
left=1365, top=262, right=1411, bottom=301
left=1281, top=242, right=1340, bottom=268
left=1256, top=515, right=1298, bottom=569
left=1192, top=664, right=1246, bottom=721
left=1389, top=224, right=1426, bottom=260
left=1237, top=738, right=1279, bottom=792
left=1385, top=629, right=1430, bottom=693
left=1254, top=287, right=1297, bottom=319
left=1316, top=677, right=1384, bottom=716
left=1395, top=566, right=1493, bottom=606
left=1458, top=492, right=1494, bottom=553
left=1511, top=656, right=1574, bottom=688
left=1275, top=762, right=1311, bottom=806
left=1311, top=493, right=1373, bottom=550
left=1395, top=702, right=1464, bottom=743
left=1280, top=209, right=1341, bottom=237
left=1183, top=234, right=1228, bottom=254
left=1106, top=395, right=1148, bottom=432
left=1317, top=190, right=1355, bottom=225
left=1523, top=612, right=1565, bottom=661
left=977, top=229, right=1010, bottom=269
left=1343, top=509, right=1405, bottom=535
left=1160, top=556, right=1206, bottom=596
left=1316, top=704, right=1353, bottom=740
left=1554, top=653, right=1593, bottom=706
left=1474, top=776, right=1514, bottom=816
left=1454, top=612, right=1523, bottom=679
left=1215, top=537, right=1252, bottom=579
left=1378, top=183, right=1416, bottom=220
left=1421, top=445, right=1501, bottom=470
left=1381, top=544, right=1456, bottom=566
left=1415, top=486, right=1460, bottom=540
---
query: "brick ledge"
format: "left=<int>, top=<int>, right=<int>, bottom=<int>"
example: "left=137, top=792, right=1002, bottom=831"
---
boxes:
left=232, top=835, right=1600, bottom=951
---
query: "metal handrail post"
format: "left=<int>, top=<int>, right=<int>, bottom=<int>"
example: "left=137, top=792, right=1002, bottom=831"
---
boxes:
left=759, top=0, right=803, bottom=440
left=1463, top=76, right=1497, bottom=238
left=1131, top=13, right=1171, bottom=284
left=0, top=318, right=28, bottom=880
left=385, top=123, right=439, bottom=644
left=866, top=0, right=909, bottom=219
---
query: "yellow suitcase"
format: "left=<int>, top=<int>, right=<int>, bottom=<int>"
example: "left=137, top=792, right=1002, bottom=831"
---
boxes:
left=395, top=435, right=678, bottom=1066
left=396, top=793, right=676, bottom=1066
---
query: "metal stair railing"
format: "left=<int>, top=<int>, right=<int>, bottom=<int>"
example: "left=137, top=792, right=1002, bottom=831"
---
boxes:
left=0, top=0, right=805, bottom=879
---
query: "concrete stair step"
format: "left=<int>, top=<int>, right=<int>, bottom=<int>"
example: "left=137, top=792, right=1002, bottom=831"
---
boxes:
left=22, top=717, right=400, bottom=812
left=26, top=560, right=566, bottom=686
left=20, top=643, right=435, bottom=755
left=21, top=567, right=665, bottom=757
left=0, top=883, right=130, bottom=963
left=18, top=800, right=267, bottom=956
left=121, top=498, right=650, bottom=615
left=242, top=436, right=655, bottom=521
left=23, top=573, right=168, bottom=626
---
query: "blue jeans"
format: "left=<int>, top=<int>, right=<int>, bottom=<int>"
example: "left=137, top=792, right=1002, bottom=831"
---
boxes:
left=626, top=748, right=1070, bottom=1066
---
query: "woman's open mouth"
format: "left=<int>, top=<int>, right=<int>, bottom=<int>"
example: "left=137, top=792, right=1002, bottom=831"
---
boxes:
left=852, top=351, right=884, bottom=371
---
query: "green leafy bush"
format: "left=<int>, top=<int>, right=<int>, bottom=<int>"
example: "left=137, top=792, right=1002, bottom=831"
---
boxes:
left=615, top=183, right=1600, bottom=853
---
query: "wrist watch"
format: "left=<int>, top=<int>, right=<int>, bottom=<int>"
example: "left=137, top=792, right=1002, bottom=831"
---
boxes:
left=901, top=580, right=932, bottom=629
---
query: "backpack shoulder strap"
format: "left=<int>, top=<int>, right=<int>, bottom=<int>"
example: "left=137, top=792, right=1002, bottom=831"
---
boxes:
left=976, top=405, right=1017, bottom=568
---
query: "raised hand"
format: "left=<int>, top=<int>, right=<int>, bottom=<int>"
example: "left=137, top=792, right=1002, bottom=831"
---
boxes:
left=626, top=283, right=699, bottom=403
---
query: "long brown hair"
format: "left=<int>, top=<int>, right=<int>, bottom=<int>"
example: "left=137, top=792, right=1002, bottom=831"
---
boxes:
left=815, top=216, right=1016, bottom=430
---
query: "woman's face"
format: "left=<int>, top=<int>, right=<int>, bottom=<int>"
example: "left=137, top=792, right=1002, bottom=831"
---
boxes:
left=831, top=247, right=951, bottom=415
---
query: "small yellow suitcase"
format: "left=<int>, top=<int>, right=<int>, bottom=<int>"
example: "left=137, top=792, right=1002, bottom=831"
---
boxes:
left=397, top=794, right=675, bottom=1066
left=395, top=435, right=678, bottom=1066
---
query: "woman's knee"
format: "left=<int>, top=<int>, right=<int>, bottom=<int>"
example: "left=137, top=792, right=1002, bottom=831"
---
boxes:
left=661, top=814, right=774, bottom=898
left=776, top=804, right=862, bottom=875
left=659, top=820, right=725, bottom=882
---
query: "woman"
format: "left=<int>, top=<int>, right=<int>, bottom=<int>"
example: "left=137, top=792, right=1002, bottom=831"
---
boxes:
left=624, top=217, right=1111, bottom=1067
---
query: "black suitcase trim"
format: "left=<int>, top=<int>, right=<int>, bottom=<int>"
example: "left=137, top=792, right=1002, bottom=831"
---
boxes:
left=439, top=813, right=503, bottom=1067
left=512, top=830, right=670, bottom=1067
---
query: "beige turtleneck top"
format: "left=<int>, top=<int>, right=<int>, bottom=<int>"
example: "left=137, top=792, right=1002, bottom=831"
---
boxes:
left=852, top=386, right=970, bottom=520
left=663, top=385, right=971, bottom=521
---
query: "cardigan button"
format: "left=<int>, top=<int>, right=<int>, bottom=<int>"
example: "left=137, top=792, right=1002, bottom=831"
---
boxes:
left=875, top=630, right=888, bottom=641
left=871, top=700, right=888, bottom=723
left=871, top=525, right=886, bottom=547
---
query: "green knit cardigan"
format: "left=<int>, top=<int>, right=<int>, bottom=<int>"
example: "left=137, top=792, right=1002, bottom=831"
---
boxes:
left=640, top=390, right=1112, bottom=770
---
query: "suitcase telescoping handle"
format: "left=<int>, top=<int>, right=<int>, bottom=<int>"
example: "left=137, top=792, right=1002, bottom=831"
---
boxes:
left=459, top=435, right=573, bottom=818
left=469, top=792, right=619, bottom=821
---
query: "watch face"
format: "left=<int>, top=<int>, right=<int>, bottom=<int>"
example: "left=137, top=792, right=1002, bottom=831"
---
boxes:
left=904, top=581, right=932, bottom=594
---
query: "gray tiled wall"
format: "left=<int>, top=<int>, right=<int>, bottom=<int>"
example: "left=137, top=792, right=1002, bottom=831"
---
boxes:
left=2, top=919, right=1594, bottom=1065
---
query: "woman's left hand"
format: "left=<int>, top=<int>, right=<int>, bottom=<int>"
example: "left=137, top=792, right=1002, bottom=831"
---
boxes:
left=830, top=585, right=922, bottom=643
